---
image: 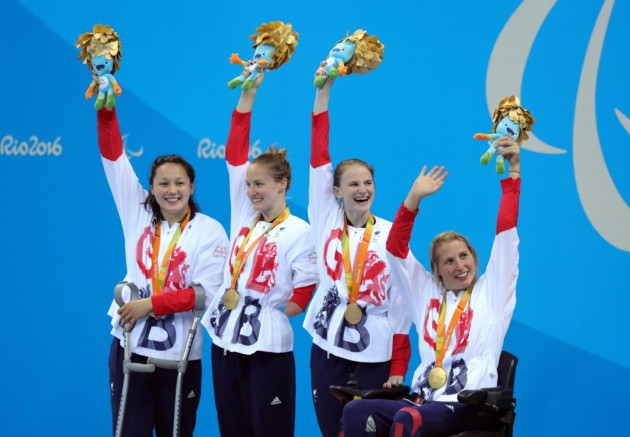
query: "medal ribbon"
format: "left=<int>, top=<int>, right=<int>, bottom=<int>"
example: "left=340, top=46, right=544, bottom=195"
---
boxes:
left=342, top=214, right=375, bottom=304
left=229, top=207, right=291, bottom=290
left=151, top=208, right=191, bottom=296
left=434, top=286, right=472, bottom=368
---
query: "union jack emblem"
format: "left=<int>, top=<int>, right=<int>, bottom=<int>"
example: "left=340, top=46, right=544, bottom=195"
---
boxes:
left=308, top=251, right=318, bottom=264
left=214, top=245, right=227, bottom=258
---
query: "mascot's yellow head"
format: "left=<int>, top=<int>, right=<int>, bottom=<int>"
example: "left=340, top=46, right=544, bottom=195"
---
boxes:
left=249, top=21, right=299, bottom=70
left=76, top=24, right=122, bottom=74
left=491, top=95, right=536, bottom=145
left=338, top=29, right=384, bottom=75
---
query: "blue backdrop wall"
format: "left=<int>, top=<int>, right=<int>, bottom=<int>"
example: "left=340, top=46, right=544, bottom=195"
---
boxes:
left=1, top=0, right=628, bottom=435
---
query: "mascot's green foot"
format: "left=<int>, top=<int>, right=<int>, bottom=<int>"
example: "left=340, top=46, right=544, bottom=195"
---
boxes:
left=106, top=94, right=116, bottom=109
left=480, top=152, right=492, bottom=165
left=228, top=78, right=242, bottom=89
left=94, top=97, right=105, bottom=110
left=328, top=68, right=339, bottom=78
left=313, top=75, right=327, bottom=87
left=496, top=161, right=505, bottom=174
left=242, top=79, right=253, bottom=91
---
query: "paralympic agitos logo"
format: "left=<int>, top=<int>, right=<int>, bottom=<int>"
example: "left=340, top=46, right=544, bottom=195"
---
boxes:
left=486, top=0, right=629, bottom=252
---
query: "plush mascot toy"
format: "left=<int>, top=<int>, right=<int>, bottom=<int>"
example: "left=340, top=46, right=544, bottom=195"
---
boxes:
left=76, top=24, right=122, bottom=110
left=474, top=95, right=535, bottom=173
left=228, top=21, right=299, bottom=90
left=314, top=29, right=384, bottom=87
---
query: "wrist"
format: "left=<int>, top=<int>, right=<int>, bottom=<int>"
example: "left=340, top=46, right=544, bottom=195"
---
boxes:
left=403, top=196, right=421, bottom=212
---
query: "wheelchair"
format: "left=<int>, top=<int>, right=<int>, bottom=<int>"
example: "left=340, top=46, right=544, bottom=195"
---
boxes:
left=452, top=350, right=517, bottom=437
left=329, top=350, right=518, bottom=437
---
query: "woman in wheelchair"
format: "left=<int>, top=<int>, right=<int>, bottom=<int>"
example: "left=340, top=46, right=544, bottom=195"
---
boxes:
left=340, top=139, right=522, bottom=436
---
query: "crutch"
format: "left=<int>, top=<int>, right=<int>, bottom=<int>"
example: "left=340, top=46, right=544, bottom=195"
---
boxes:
left=113, top=281, right=156, bottom=437
left=113, top=282, right=205, bottom=437
left=146, top=284, right=205, bottom=437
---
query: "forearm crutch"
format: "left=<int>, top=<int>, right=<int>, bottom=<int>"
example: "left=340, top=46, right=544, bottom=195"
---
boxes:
left=146, top=285, right=205, bottom=437
left=113, top=281, right=156, bottom=437
left=113, top=283, right=205, bottom=437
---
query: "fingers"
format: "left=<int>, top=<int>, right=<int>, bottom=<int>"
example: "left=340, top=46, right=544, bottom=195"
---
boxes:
left=494, top=136, right=518, bottom=149
left=117, top=298, right=154, bottom=331
left=125, top=319, right=137, bottom=332
left=427, top=165, right=446, bottom=177
left=118, top=312, right=138, bottom=331
left=118, top=305, right=131, bottom=328
left=117, top=303, right=141, bottom=331
left=420, top=165, right=448, bottom=181
left=495, top=138, right=521, bottom=164
left=383, top=375, right=404, bottom=388
left=496, top=142, right=520, bottom=154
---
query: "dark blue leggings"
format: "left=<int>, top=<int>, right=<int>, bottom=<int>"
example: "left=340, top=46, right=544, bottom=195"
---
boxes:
left=310, top=343, right=391, bottom=437
left=341, top=398, right=500, bottom=436
left=108, top=337, right=202, bottom=437
left=211, top=344, right=296, bottom=437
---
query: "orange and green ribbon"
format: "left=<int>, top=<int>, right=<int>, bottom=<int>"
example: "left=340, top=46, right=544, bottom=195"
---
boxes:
left=342, top=214, right=375, bottom=304
left=151, top=208, right=191, bottom=296
left=229, top=207, right=291, bottom=290
left=434, top=286, right=472, bottom=368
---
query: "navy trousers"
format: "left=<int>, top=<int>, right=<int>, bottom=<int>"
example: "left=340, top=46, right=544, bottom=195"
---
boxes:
left=310, top=344, right=391, bottom=437
left=211, top=344, right=296, bottom=437
left=340, top=398, right=500, bottom=436
left=109, top=338, right=202, bottom=437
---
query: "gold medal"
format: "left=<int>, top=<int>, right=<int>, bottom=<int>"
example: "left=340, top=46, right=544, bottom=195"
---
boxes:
left=344, top=303, right=363, bottom=325
left=428, top=366, right=447, bottom=389
left=223, top=288, right=239, bottom=310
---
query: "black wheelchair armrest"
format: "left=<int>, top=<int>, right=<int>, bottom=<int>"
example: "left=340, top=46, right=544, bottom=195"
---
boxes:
left=458, top=388, right=489, bottom=404
left=458, top=387, right=516, bottom=413
left=329, top=385, right=411, bottom=405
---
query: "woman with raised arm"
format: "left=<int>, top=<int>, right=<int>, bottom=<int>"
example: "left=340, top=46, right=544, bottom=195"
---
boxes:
left=341, top=138, right=522, bottom=436
left=97, top=104, right=229, bottom=437
left=201, top=69, right=318, bottom=437
left=302, top=73, right=412, bottom=437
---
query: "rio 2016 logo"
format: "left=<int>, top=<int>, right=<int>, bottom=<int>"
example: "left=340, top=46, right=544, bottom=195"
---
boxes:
left=1, top=135, right=62, bottom=156
left=119, top=134, right=264, bottom=161
left=197, top=137, right=262, bottom=160
left=488, top=0, right=628, bottom=251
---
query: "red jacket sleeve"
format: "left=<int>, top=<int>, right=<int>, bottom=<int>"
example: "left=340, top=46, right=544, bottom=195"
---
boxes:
left=496, top=177, right=521, bottom=235
left=389, top=333, right=411, bottom=377
left=289, top=284, right=317, bottom=312
left=386, top=203, right=419, bottom=259
left=311, top=111, right=331, bottom=168
left=151, top=287, right=196, bottom=316
left=225, top=109, right=251, bottom=166
left=96, top=108, right=123, bottom=161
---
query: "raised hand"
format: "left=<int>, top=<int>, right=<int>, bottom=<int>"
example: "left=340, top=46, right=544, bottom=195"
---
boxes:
left=404, top=165, right=449, bottom=211
left=495, top=137, right=521, bottom=169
